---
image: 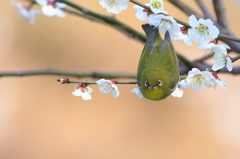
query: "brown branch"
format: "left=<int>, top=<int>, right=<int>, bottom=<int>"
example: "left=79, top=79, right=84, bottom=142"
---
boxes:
left=168, top=0, right=202, bottom=19
left=212, top=0, right=228, bottom=28
left=0, top=68, right=137, bottom=79
left=195, top=0, right=216, bottom=22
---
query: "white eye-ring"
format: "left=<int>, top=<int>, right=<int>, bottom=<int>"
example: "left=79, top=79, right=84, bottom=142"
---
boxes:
left=145, top=80, right=149, bottom=87
left=157, top=80, right=162, bottom=86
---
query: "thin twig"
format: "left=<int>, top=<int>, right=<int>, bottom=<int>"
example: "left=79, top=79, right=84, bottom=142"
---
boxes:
left=0, top=68, right=137, bottom=79
left=168, top=0, right=202, bottom=19
left=177, top=53, right=195, bottom=69
left=195, top=0, right=216, bottom=21
left=58, top=0, right=147, bottom=43
left=57, top=79, right=137, bottom=84
left=212, top=0, right=228, bottom=28
left=194, top=55, right=212, bottom=62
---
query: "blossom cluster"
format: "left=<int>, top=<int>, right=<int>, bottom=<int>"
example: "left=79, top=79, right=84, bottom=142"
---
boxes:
left=12, top=0, right=236, bottom=100
left=11, top=0, right=66, bottom=23
left=99, top=0, right=232, bottom=99
left=60, top=77, right=120, bottom=100
left=99, top=0, right=232, bottom=72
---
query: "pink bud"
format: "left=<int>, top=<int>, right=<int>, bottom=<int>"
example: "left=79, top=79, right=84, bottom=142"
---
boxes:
left=60, top=76, right=69, bottom=84
left=143, top=9, right=149, bottom=12
left=180, top=26, right=188, bottom=35
left=210, top=39, right=218, bottom=44
left=110, top=79, right=117, bottom=84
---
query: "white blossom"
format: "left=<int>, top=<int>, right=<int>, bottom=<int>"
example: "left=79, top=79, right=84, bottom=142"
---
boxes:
left=171, top=80, right=190, bottom=98
left=202, top=42, right=232, bottom=71
left=36, top=0, right=66, bottom=18
left=11, top=1, right=40, bottom=23
left=212, top=72, right=228, bottom=89
left=179, top=80, right=190, bottom=89
left=174, top=24, right=192, bottom=46
left=186, top=68, right=216, bottom=91
left=133, top=4, right=150, bottom=21
left=204, top=42, right=230, bottom=55
left=212, top=53, right=232, bottom=71
left=171, top=87, right=183, bottom=98
left=148, top=14, right=180, bottom=39
left=131, top=87, right=149, bottom=101
left=149, top=0, right=164, bottom=14
left=72, top=84, right=93, bottom=100
left=188, top=15, right=219, bottom=48
left=215, top=79, right=228, bottom=89
left=99, top=0, right=129, bottom=14
left=96, top=79, right=119, bottom=98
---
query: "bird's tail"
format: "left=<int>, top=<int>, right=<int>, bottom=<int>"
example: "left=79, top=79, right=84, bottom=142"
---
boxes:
left=142, top=24, right=162, bottom=42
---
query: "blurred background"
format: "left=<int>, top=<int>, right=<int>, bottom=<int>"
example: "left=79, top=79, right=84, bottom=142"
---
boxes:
left=0, top=0, right=240, bottom=158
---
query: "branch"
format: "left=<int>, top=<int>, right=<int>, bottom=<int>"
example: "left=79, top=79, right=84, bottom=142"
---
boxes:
left=0, top=68, right=136, bottom=79
left=195, top=0, right=216, bottom=21
left=168, top=0, right=202, bottom=19
left=56, top=79, right=137, bottom=84
left=177, top=53, right=196, bottom=69
left=58, top=0, right=147, bottom=43
left=212, top=0, right=228, bottom=28
left=20, top=0, right=240, bottom=76
left=60, top=4, right=196, bottom=69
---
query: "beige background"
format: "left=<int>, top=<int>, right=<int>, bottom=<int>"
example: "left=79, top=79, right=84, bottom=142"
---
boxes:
left=1, top=0, right=240, bottom=159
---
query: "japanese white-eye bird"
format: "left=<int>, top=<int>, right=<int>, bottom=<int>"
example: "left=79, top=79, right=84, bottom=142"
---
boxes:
left=137, top=24, right=179, bottom=101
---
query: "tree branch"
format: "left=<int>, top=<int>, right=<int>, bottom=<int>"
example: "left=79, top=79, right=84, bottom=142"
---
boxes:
left=168, top=0, right=202, bottom=19
left=212, top=0, right=228, bottom=28
left=0, top=68, right=137, bottom=79
left=195, top=0, right=216, bottom=21
left=56, top=79, right=137, bottom=84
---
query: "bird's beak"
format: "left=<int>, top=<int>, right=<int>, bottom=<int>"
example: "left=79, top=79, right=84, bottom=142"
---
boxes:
left=149, top=84, right=155, bottom=89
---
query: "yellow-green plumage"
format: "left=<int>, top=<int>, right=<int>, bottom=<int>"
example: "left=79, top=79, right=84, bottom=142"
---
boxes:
left=137, top=24, right=179, bottom=101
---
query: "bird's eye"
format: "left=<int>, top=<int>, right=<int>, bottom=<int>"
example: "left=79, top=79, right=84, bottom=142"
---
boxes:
left=157, top=80, right=162, bottom=86
left=145, top=80, right=149, bottom=87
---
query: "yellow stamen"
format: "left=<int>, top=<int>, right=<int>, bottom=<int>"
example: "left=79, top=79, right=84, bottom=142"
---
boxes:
left=151, top=1, right=162, bottom=9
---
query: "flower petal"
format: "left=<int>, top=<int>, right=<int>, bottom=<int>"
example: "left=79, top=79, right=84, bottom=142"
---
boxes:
left=72, top=89, right=82, bottom=96
left=55, top=8, right=65, bottom=18
left=81, top=92, right=92, bottom=100
left=226, top=57, right=233, bottom=71
left=171, top=87, right=183, bottom=98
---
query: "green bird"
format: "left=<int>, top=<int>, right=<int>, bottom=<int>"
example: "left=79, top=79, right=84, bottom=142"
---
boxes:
left=137, top=24, right=179, bottom=101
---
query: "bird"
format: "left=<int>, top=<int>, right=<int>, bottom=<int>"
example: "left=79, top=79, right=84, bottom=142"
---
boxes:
left=137, top=24, right=179, bottom=101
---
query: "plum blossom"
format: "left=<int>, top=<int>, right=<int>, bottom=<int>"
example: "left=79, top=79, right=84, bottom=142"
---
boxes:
left=171, top=87, right=183, bottom=98
left=203, top=41, right=232, bottom=71
left=11, top=1, right=40, bottom=23
left=96, top=79, right=119, bottom=98
left=148, top=14, right=180, bottom=39
left=36, top=0, right=66, bottom=18
left=149, top=0, right=164, bottom=14
left=212, top=53, right=232, bottom=71
left=212, top=72, right=228, bottom=89
left=131, top=87, right=149, bottom=101
left=171, top=80, right=190, bottom=98
left=99, top=0, right=129, bottom=14
left=186, top=68, right=216, bottom=91
left=133, top=4, right=150, bottom=21
left=174, top=25, right=192, bottom=46
left=188, top=15, right=219, bottom=48
left=72, top=84, right=93, bottom=100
